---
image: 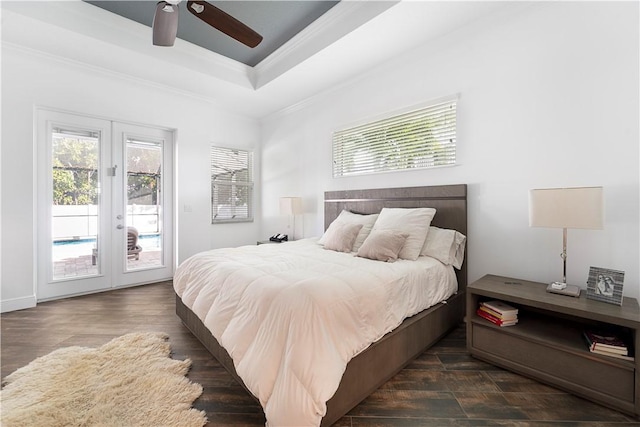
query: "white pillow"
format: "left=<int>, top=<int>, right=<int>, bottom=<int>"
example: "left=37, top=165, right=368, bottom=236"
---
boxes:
left=356, top=229, right=409, bottom=262
left=319, top=210, right=379, bottom=252
left=421, top=226, right=466, bottom=269
left=370, top=208, right=436, bottom=261
left=322, top=222, right=364, bottom=253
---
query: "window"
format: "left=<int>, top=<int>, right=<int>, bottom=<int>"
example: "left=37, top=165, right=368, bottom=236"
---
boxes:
left=211, top=146, right=254, bottom=223
left=332, top=97, right=457, bottom=177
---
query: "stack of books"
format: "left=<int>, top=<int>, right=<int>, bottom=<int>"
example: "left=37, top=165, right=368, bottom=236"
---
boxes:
left=583, top=329, right=634, bottom=361
left=476, top=300, right=518, bottom=327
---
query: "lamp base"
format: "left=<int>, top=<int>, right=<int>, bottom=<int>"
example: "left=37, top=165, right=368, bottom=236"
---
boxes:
left=546, top=283, right=581, bottom=297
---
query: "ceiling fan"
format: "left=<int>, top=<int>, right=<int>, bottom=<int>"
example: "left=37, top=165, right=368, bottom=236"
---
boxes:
left=152, top=0, right=262, bottom=48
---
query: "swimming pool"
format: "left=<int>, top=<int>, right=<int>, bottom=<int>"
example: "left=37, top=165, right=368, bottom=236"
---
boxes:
left=53, top=234, right=161, bottom=261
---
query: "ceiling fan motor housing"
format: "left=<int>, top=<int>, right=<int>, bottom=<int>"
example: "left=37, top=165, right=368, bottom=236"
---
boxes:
left=153, top=1, right=180, bottom=46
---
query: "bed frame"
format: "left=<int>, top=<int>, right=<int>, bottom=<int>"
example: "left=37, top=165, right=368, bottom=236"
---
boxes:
left=175, top=184, right=467, bottom=426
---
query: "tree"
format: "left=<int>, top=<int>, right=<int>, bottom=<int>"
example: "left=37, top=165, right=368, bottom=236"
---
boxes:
left=51, top=137, right=162, bottom=206
left=52, top=136, right=98, bottom=205
left=127, top=143, right=162, bottom=205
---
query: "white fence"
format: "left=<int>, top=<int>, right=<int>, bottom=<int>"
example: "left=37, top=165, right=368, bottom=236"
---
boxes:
left=52, top=205, right=159, bottom=241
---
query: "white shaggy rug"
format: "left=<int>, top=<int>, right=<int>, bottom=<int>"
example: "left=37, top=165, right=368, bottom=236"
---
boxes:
left=1, top=332, right=207, bottom=427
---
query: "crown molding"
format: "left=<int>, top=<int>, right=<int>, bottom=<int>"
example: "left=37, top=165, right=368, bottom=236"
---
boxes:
left=1, top=1, right=254, bottom=89
left=1, top=41, right=255, bottom=119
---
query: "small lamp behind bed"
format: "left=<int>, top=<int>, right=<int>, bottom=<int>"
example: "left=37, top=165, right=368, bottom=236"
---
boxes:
left=280, top=197, right=303, bottom=240
left=529, top=186, right=603, bottom=294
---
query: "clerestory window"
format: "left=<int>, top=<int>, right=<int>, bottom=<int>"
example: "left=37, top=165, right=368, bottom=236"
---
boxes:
left=332, top=96, right=457, bottom=177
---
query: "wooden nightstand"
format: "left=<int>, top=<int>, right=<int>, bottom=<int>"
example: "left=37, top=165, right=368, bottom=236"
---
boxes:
left=467, top=274, right=640, bottom=418
left=257, top=240, right=283, bottom=245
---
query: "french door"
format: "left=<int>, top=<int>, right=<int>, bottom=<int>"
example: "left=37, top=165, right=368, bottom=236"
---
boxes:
left=36, top=110, right=174, bottom=300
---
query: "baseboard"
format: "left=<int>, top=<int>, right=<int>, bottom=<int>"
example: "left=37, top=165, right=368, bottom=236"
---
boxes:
left=1, top=295, right=37, bottom=313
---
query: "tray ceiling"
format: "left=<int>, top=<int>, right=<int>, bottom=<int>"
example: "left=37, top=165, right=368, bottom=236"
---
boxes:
left=84, top=1, right=339, bottom=67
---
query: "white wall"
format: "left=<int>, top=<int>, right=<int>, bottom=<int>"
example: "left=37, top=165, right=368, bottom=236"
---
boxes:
left=260, top=2, right=640, bottom=299
left=2, top=1, right=638, bottom=312
left=1, top=45, right=260, bottom=311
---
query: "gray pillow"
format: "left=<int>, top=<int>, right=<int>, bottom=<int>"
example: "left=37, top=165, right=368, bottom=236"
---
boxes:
left=357, top=229, right=409, bottom=262
left=323, top=222, right=364, bottom=253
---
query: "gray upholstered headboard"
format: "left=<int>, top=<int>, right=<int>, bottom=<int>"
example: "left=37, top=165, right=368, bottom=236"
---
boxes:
left=324, top=184, right=468, bottom=292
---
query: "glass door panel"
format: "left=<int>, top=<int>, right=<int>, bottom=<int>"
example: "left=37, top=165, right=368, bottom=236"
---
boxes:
left=125, top=138, right=164, bottom=271
left=51, top=129, right=101, bottom=280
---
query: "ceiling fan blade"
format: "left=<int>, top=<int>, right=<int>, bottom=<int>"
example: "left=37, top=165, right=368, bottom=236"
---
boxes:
left=187, top=1, right=262, bottom=48
left=153, top=1, right=179, bottom=47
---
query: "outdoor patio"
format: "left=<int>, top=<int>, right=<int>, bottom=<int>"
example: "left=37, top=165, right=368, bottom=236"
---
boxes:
left=53, top=249, right=162, bottom=278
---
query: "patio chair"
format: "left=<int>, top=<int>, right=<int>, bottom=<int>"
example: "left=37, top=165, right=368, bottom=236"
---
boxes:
left=127, top=226, right=143, bottom=261
left=90, top=227, right=143, bottom=265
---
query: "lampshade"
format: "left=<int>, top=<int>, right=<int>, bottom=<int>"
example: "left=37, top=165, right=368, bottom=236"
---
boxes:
left=279, top=197, right=303, bottom=215
left=529, top=187, right=603, bottom=230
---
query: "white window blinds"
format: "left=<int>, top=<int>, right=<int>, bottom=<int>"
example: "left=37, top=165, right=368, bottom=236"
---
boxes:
left=332, top=97, right=457, bottom=177
left=211, top=146, right=254, bottom=223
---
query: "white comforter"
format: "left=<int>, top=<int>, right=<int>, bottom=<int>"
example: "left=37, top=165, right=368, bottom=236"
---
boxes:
left=173, top=238, right=457, bottom=427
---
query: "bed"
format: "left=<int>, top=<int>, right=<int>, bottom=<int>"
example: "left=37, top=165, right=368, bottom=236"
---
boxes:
left=175, top=184, right=467, bottom=426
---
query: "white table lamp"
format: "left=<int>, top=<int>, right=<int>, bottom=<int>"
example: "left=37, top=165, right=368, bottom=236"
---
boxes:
left=529, top=186, right=603, bottom=286
left=279, top=197, right=303, bottom=240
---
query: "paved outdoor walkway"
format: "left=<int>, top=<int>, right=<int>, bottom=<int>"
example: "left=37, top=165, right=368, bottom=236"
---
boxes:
left=53, top=250, right=162, bottom=279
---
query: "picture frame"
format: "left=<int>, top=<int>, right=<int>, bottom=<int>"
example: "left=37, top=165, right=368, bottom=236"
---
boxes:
left=586, top=266, right=625, bottom=306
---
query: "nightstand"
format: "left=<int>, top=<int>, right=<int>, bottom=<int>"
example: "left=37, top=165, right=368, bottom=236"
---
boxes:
left=466, top=274, right=640, bottom=418
left=257, top=240, right=282, bottom=245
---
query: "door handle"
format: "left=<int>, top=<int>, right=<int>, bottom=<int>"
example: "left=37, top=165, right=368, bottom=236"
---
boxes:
left=116, top=224, right=124, bottom=229
left=116, top=215, right=123, bottom=220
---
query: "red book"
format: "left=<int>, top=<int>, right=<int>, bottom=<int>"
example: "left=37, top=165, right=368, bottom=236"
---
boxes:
left=481, top=300, right=518, bottom=317
left=476, top=308, right=518, bottom=327
left=478, top=305, right=517, bottom=321
left=583, top=330, right=628, bottom=354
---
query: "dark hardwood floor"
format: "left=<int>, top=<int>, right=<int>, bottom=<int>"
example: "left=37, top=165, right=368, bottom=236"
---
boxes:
left=2, top=282, right=638, bottom=426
